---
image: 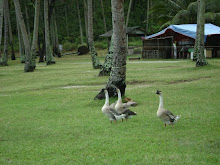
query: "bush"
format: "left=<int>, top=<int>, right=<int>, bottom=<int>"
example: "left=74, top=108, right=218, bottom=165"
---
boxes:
left=62, top=41, right=78, bottom=51
left=94, top=41, right=108, bottom=49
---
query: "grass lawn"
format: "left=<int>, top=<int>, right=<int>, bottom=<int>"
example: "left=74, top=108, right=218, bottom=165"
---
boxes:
left=0, top=53, right=220, bottom=164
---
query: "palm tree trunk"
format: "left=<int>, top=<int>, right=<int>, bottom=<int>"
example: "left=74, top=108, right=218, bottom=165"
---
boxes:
left=194, top=0, right=207, bottom=66
left=146, top=0, right=150, bottom=33
left=16, top=13, right=25, bottom=63
left=30, top=0, right=41, bottom=69
left=44, top=0, right=55, bottom=65
left=87, top=0, right=102, bottom=69
left=100, top=0, right=109, bottom=48
left=53, top=9, right=61, bottom=58
left=7, top=1, right=15, bottom=60
left=98, top=34, right=115, bottom=76
left=76, top=0, right=84, bottom=44
left=83, top=0, right=88, bottom=44
left=95, top=0, right=127, bottom=99
left=24, top=2, right=31, bottom=44
left=0, top=0, right=4, bottom=49
left=64, top=5, right=69, bottom=37
left=126, top=0, right=132, bottom=27
left=13, top=0, right=34, bottom=72
left=1, top=0, right=9, bottom=66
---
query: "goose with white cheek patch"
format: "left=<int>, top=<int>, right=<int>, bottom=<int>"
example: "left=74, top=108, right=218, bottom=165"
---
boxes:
left=156, top=90, right=181, bottom=127
left=102, top=89, right=126, bottom=124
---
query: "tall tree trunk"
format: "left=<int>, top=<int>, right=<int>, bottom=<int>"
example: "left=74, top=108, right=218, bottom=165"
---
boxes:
left=53, top=9, right=61, bottom=57
left=83, top=0, right=88, bottom=44
left=126, top=0, right=132, bottom=27
left=44, top=0, right=55, bottom=65
left=100, top=0, right=109, bottom=48
left=30, top=0, right=41, bottom=69
left=98, top=34, right=115, bottom=76
left=16, top=12, right=25, bottom=63
left=1, top=0, right=9, bottom=66
left=13, top=0, right=34, bottom=72
left=76, top=0, right=84, bottom=44
left=194, top=0, right=207, bottom=66
left=0, top=0, right=4, bottom=49
left=87, top=0, right=102, bottom=69
left=95, top=0, right=127, bottom=99
left=7, top=1, right=15, bottom=60
left=146, top=0, right=150, bottom=33
left=24, top=2, right=31, bottom=44
left=64, top=5, right=69, bottom=37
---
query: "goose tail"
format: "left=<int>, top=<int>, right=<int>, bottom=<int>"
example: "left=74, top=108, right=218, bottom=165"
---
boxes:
left=174, top=115, right=181, bottom=123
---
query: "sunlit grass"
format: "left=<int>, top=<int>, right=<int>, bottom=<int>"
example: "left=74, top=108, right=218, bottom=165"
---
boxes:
left=0, top=54, right=220, bottom=164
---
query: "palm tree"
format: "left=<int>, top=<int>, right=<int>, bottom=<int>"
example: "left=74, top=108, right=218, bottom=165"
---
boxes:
left=150, top=0, right=220, bottom=30
left=87, top=0, right=102, bottom=69
left=95, top=0, right=127, bottom=99
left=194, top=0, right=207, bottom=66
left=30, top=0, right=41, bottom=69
left=13, top=0, right=35, bottom=72
left=0, top=0, right=3, bottom=48
left=1, top=0, right=9, bottom=66
left=44, top=0, right=55, bottom=65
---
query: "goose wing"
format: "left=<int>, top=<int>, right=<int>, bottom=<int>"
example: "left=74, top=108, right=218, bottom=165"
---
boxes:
left=122, top=109, right=137, bottom=116
left=109, top=108, right=121, bottom=116
left=164, top=110, right=176, bottom=122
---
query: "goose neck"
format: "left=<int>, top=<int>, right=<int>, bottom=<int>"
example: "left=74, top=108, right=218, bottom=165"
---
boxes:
left=117, top=90, right=122, bottom=102
left=105, top=92, right=109, bottom=106
left=159, top=94, right=164, bottom=109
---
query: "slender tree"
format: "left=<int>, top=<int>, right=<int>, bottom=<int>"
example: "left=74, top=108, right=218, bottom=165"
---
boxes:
left=16, top=13, right=25, bottom=63
left=7, top=1, right=15, bottom=60
left=76, top=0, right=84, bottom=44
left=83, top=0, right=88, bottom=43
left=13, top=0, right=34, bottom=72
left=95, top=0, right=127, bottom=99
left=24, top=2, right=31, bottom=44
left=0, top=0, right=4, bottom=50
left=194, top=0, right=207, bottom=66
left=100, top=0, right=109, bottom=48
left=30, top=0, right=41, bottom=69
left=87, top=0, right=102, bottom=69
left=64, top=5, right=69, bottom=37
left=126, top=0, right=133, bottom=27
left=1, top=0, right=9, bottom=66
left=44, top=0, right=55, bottom=65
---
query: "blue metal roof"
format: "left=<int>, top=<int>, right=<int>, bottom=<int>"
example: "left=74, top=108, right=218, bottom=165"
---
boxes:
left=142, top=23, right=220, bottom=42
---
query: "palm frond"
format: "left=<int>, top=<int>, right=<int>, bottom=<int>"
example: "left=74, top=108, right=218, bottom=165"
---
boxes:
left=159, top=21, right=172, bottom=30
left=171, top=9, right=190, bottom=24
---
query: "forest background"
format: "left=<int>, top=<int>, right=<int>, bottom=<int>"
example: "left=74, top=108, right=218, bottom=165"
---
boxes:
left=1, top=0, right=220, bottom=54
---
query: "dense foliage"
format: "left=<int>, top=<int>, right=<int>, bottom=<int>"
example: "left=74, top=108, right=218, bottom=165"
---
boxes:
left=1, top=0, right=220, bottom=52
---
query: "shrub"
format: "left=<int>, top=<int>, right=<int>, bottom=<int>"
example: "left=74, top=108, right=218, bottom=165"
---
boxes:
left=63, top=41, right=78, bottom=51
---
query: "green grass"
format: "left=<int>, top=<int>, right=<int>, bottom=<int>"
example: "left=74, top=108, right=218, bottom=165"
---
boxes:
left=0, top=54, right=220, bottom=164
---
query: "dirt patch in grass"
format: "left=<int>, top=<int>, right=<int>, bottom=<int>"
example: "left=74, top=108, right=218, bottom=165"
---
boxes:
left=127, top=80, right=155, bottom=85
left=169, top=76, right=212, bottom=84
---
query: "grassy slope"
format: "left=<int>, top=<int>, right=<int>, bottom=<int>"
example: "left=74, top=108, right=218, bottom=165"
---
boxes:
left=0, top=54, right=219, bottom=164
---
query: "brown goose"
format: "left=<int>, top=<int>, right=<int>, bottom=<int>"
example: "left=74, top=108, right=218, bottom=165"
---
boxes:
left=102, top=89, right=126, bottom=124
left=156, top=90, right=181, bottom=127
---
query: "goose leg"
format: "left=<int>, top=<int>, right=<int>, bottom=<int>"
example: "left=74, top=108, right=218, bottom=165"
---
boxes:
left=114, top=120, right=117, bottom=124
left=164, top=123, right=166, bottom=127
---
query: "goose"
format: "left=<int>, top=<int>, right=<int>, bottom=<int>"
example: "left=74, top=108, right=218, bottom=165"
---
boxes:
left=102, top=89, right=126, bottom=124
left=115, top=87, right=137, bottom=121
left=156, top=90, right=181, bottom=127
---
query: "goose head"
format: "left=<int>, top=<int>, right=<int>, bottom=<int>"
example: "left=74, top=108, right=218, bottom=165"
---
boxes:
left=156, top=90, right=161, bottom=95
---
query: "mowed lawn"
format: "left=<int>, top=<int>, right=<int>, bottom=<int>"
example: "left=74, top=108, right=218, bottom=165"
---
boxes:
left=0, top=54, right=220, bottom=164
